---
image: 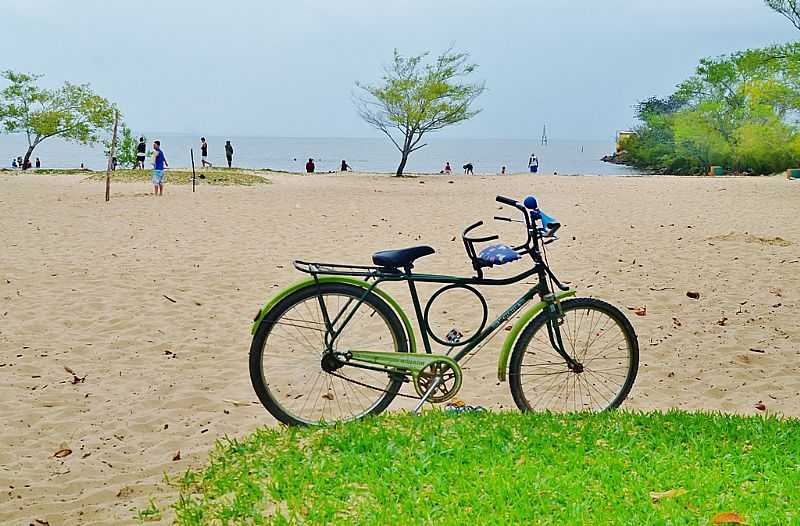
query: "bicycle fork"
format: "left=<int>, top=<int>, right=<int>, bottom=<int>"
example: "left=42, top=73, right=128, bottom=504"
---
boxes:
left=543, top=295, right=582, bottom=372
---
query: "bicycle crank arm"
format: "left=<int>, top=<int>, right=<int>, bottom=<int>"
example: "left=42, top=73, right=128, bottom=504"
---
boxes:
left=413, top=376, right=442, bottom=414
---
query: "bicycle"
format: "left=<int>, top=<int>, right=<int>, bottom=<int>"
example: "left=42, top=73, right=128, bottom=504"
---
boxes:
left=249, top=195, right=639, bottom=426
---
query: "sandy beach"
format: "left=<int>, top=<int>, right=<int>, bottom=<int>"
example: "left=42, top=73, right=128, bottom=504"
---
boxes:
left=1, top=172, right=798, bottom=524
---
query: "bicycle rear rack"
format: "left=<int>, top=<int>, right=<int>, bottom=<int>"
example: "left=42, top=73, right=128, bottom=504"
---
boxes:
left=294, top=260, right=402, bottom=278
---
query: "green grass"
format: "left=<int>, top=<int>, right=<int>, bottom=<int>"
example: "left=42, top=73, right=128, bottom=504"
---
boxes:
left=1, top=167, right=270, bottom=185
left=91, top=168, right=270, bottom=185
left=134, top=499, right=162, bottom=523
left=170, top=410, right=800, bottom=525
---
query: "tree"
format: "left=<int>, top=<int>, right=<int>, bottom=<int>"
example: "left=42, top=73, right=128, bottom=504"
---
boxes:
left=105, top=124, right=146, bottom=168
left=622, top=42, right=800, bottom=174
left=355, top=48, right=485, bottom=176
left=0, top=70, right=115, bottom=169
left=765, top=0, right=800, bottom=30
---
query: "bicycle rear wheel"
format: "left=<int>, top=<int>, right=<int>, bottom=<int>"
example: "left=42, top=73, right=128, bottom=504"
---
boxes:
left=509, top=297, right=639, bottom=413
left=249, top=282, right=408, bottom=426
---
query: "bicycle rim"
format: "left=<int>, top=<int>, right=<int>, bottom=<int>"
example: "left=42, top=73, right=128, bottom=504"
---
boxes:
left=254, top=287, right=404, bottom=425
left=511, top=298, right=638, bottom=412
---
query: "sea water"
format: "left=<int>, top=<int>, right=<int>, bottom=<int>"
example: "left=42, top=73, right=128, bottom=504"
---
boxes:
left=0, top=134, right=637, bottom=175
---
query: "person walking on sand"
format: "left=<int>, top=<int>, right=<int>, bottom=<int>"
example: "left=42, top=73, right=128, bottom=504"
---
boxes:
left=340, top=159, right=351, bottom=171
left=305, top=158, right=315, bottom=173
left=151, top=140, right=168, bottom=196
left=528, top=153, right=539, bottom=173
left=224, top=140, right=234, bottom=168
left=200, top=137, right=212, bottom=167
left=136, top=137, right=147, bottom=169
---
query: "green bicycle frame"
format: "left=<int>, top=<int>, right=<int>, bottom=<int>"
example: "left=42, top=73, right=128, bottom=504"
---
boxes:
left=251, top=273, right=575, bottom=381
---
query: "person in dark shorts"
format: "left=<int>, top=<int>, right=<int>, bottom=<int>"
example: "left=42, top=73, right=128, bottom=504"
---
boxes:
left=136, top=137, right=147, bottom=169
left=528, top=153, right=539, bottom=173
left=200, top=137, right=212, bottom=167
left=305, top=158, right=315, bottom=173
left=224, top=140, right=234, bottom=168
left=463, top=162, right=474, bottom=175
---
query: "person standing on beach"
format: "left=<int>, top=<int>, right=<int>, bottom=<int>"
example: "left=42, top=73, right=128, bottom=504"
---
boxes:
left=151, top=140, right=168, bottom=196
left=528, top=153, right=539, bottom=173
left=224, top=140, right=234, bottom=168
left=35, top=157, right=41, bottom=168
left=200, top=137, right=212, bottom=167
left=340, top=159, right=351, bottom=171
left=305, top=158, right=315, bottom=173
left=136, top=137, right=147, bottom=169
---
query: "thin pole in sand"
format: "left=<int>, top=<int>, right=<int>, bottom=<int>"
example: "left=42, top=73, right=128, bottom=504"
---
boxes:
left=105, top=110, right=119, bottom=202
left=190, top=148, right=196, bottom=193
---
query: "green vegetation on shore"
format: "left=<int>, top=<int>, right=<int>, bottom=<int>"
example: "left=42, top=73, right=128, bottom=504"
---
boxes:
left=90, top=168, right=270, bottom=185
left=170, top=410, right=799, bottom=525
left=621, top=42, right=800, bottom=175
left=0, top=167, right=270, bottom=185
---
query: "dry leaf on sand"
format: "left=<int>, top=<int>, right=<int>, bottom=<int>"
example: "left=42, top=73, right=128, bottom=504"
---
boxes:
left=649, top=488, right=687, bottom=501
left=172, top=450, right=181, bottom=461
left=53, top=448, right=72, bottom=458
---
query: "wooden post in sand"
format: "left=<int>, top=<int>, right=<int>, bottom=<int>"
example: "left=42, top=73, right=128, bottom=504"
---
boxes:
left=105, top=110, right=119, bottom=202
left=190, top=148, right=196, bottom=192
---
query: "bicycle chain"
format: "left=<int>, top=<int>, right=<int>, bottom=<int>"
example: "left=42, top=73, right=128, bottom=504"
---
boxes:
left=328, top=371, right=423, bottom=400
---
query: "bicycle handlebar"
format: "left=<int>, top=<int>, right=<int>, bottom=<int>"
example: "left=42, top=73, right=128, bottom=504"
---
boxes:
left=495, top=195, right=520, bottom=208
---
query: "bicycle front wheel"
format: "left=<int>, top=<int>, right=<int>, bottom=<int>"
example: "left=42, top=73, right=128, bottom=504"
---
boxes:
left=249, top=282, right=408, bottom=426
left=509, top=297, right=639, bottom=413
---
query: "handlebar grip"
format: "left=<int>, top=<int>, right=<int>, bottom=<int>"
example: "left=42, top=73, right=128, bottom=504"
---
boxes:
left=496, top=195, right=518, bottom=207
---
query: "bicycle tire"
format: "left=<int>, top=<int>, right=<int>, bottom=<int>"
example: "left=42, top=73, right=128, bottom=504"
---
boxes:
left=249, top=282, right=408, bottom=426
left=509, top=297, right=639, bottom=413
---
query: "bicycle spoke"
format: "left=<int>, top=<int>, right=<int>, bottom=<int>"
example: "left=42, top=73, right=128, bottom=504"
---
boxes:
left=257, top=290, right=402, bottom=425
left=514, top=301, right=635, bottom=413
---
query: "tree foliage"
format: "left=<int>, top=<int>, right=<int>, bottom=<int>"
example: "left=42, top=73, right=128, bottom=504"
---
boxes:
left=0, top=70, right=116, bottom=168
left=104, top=124, right=147, bottom=168
left=765, top=0, right=800, bottom=31
left=355, top=48, right=485, bottom=176
left=622, top=42, right=800, bottom=174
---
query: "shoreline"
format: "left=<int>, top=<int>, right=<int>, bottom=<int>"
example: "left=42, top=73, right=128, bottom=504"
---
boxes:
left=3, top=167, right=787, bottom=179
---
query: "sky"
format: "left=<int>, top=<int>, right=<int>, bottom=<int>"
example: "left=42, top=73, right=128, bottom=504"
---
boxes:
left=2, top=0, right=798, bottom=141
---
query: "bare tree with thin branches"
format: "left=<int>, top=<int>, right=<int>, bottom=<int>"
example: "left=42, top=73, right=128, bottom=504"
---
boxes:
left=765, top=0, right=800, bottom=30
left=355, top=48, right=485, bottom=176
